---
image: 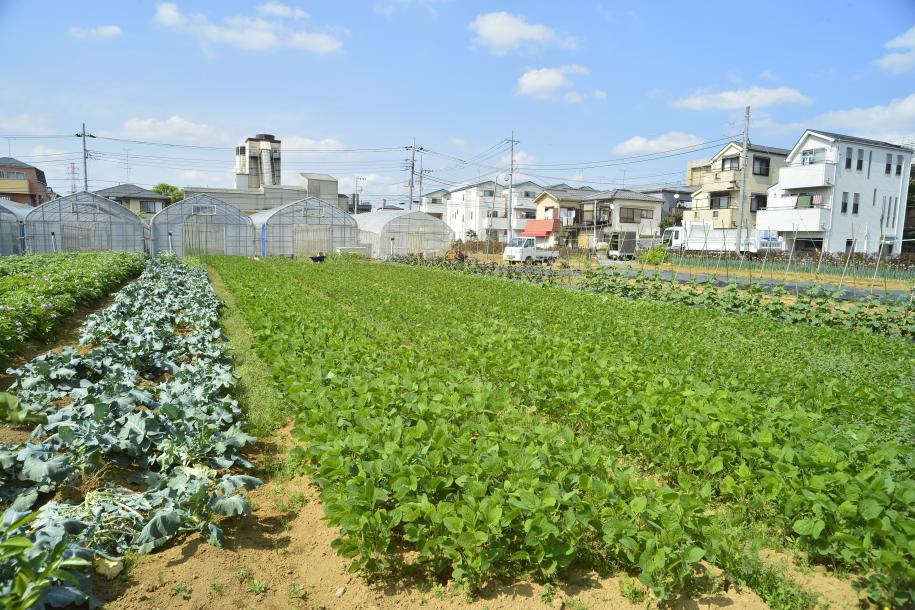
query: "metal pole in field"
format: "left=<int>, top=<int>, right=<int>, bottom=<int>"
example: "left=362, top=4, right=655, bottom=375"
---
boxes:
left=75, top=123, right=95, bottom=191
left=784, top=224, right=797, bottom=285
left=508, top=130, right=517, bottom=242
left=735, top=106, right=750, bottom=256
left=839, top=226, right=854, bottom=293
left=408, top=138, right=416, bottom=210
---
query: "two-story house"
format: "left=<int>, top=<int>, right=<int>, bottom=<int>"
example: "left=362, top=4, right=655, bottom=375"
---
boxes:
left=757, top=130, right=913, bottom=254
left=0, top=157, right=53, bottom=206
left=532, top=187, right=663, bottom=247
left=685, top=142, right=790, bottom=231
left=437, top=180, right=543, bottom=242
left=95, top=183, right=170, bottom=216
left=418, top=189, right=449, bottom=219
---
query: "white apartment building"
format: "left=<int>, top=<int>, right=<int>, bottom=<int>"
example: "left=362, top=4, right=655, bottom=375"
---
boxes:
left=422, top=180, right=543, bottom=242
left=757, top=130, right=912, bottom=255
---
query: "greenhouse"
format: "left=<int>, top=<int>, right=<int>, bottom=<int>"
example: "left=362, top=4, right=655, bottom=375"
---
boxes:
left=354, top=209, right=453, bottom=258
left=25, top=192, right=147, bottom=253
left=251, top=197, right=359, bottom=257
left=149, top=194, right=255, bottom=257
left=0, top=200, right=31, bottom=255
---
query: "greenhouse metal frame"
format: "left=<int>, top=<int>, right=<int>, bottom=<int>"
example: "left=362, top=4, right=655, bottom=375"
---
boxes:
left=150, top=194, right=255, bottom=257
left=354, top=209, right=453, bottom=258
left=251, top=197, right=359, bottom=257
left=0, top=200, right=31, bottom=256
left=25, top=192, right=147, bottom=253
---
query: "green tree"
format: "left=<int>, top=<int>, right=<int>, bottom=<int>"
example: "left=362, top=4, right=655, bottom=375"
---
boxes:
left=660, top=209, right=682, bottom=230
left=153, top=183, right=184, bottom=206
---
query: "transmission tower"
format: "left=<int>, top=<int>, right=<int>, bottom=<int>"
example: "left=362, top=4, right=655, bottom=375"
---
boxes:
left=68, top=163, right=78, bottom=194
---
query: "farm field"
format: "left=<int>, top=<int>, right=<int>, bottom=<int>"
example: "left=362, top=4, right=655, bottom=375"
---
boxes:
left=0, top=252, right=146, bottom=367
left=205, top=256, right=915, bottom=609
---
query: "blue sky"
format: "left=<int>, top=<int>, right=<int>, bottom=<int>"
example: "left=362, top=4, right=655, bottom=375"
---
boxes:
left=1, top=0, right=914, bottom=203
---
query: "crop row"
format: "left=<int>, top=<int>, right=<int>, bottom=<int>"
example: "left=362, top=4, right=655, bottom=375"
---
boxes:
left=0, top=252, right=146, bottom=366
left=391, top=255, right=915, bottom=340
left=0, top=255, right=258, bottom=608
left=212, top=256, right=752, bottom=599
left=260, top=259, right=914, bottom=607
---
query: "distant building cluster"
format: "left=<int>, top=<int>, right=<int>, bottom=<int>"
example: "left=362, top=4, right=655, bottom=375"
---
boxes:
left=1, top=128, right=913, bottom=255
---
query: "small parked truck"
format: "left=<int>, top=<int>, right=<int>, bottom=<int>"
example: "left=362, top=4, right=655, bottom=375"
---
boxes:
left=502, top=237, right=559, bottom=265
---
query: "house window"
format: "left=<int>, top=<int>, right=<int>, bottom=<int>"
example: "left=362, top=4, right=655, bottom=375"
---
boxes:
left=140, top=200, right=158, bottom=213
left=856, top=149, right=864, bottom=171
left=752, top=156, right=770, bottom=176
left=523, top=190, right=535, bottom=198
left=750, top=195, right=767, bottom=212
left=640, top=209, right=654, bottom=219
left=886, top=153, right=893, bottom=175
left=481, top=189, right=494, bottom=197
left=431, top=197, right=442, bottom=204
left=721, top=156, right=739, bottom=171
left=712, top=210, right=719, bottom=218
left=845, top=147, right=852, bottom=169
left=841, top=192, right=848, bottom=213
left=710, top=192, right=730, bottom=209
left=852, top=192, right=860, bottom=214
left=619, top=207, right=637, bottom=223
left=0, top=170, right=26, bottom=179
left=896, top=155, right=903, bottom=176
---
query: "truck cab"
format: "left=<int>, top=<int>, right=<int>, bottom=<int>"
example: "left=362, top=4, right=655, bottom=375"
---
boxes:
left=661, top=227, right=685, bottom=252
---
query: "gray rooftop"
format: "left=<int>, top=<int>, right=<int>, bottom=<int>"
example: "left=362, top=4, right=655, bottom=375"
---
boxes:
left=806, top=130, right=913, bottom=152
left=299, top=172, right=338, bottom=182
left=0, top=200, right=33, bottom=219
left=540, top=188, right=664, bottom=203
left=94, top=183, right=169, bottom=200
left=0, top=157, right=38, bottom=170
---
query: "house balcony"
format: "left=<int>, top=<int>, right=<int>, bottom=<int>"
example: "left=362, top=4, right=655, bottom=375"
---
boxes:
left=756, top=201, right=830, bottom=233
left=776, top=162, right=836, bottom=190
left=485, top=217, right=529, bottom=232
left=701, top=169, right=740, bottom=191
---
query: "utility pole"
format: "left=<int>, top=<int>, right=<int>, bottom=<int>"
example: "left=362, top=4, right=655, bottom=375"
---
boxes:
left=417, top=151, right=424, bottom=212
left=507, top=130, right=518, bottom=241
left=408, top=138, right=416, bottom=210
left=735, top=106, right=750, bottom=254
left=75, top=123, right=95, bottom=192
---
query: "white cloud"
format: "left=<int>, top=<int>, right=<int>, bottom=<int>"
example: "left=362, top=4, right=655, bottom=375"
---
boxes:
left=812, top=93, right=915, bottom=144
left=672, top=86, right=813, bottom=110
left=154, top=3, right=342, bottom=54
left=282, top=135, right=345, bottom=151
left=258, top=2, right=307, bottom=19
left=611, top=131, right=704, bottom=155
left=516, top=65, right=588, bottom=100
left=120, top=115, right=231, bottom=144
left=501, top=151, right=537, bottom=166
left=759, top=70, right=778, bottom=83
left=450, top=137, right=468, bottom=147
left=469, top=12, right=577, bottom=55
left=68, top=25, right=122, bottom=40
left=874, top=25, right=915, bottom=73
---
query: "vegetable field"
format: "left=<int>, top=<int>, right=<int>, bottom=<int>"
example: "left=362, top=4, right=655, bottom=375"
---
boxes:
left=0, top=256, right=258, bottom=608
left=209, top=257, right=915, bottom=608
left=0, top=252, right=146, bottom=366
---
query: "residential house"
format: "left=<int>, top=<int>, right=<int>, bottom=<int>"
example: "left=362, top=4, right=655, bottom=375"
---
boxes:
left=685, top=142, right=790, bottom=231
left=95, top=184, right=170, bottom=215
left=441, top=180, right=543, bottom=242
left=637, top=185, right=697, bottom=222
left=532, top=187, right=664, bottom=247
left=757, top=130, right=913, bottom=254
left=418, top=189, right=449, bottom=219
left=0, top=157, right=53, bottom=206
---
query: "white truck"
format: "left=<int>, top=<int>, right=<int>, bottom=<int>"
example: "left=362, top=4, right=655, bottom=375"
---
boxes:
left=502, top=237, right=559, bottom=265
left=661, top=222, right=784, bottom=254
